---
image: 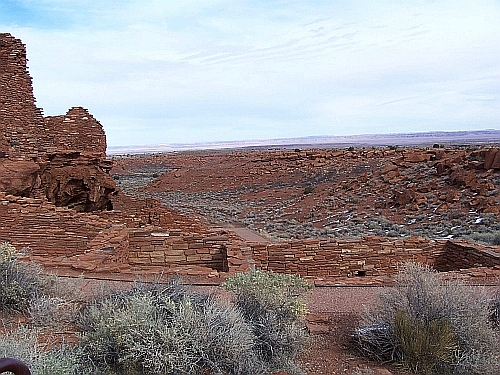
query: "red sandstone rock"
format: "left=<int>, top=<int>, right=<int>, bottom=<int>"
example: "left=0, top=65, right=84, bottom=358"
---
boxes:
left=392, top=189, right=414, bottom=206
left=40, top=153, right=116, bottom=211
left=0, top=159, right=40, bottom=196
left=404, top=151, right=432, bottom=163
left=484, top=148, right=500, bottom=169
left=450, top=167, right=476, bottom=187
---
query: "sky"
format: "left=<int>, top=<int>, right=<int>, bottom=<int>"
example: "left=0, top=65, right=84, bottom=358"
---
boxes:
left=1, top=0, right=499, bottom=147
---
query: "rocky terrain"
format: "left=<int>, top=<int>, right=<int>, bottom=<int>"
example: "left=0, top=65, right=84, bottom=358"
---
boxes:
left=2, top=31, right=500, bottom=375
left=111, top=146, right=500, bottom=245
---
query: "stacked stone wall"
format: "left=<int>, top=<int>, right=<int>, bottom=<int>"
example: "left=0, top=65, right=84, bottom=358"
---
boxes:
left=434, top=240, right=500, bottom=271
left=1, top=34, right=107, bottom=159
left=105, top=193, right=207, bottom=233
left=0, top=33, right=45, bottom=159
left=0, top=192, right=109, bottom=256
left=42, top=107, right=106, bottom=154
left=126, top=229, right=227, bottom=272
left=0, top=189, right=498, bottom=282
left=248, top=236, right=446, bottom=278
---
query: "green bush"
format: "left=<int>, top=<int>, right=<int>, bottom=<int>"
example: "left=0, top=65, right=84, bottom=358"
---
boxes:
left=356, top=263, right=500, bottom=375
left=78, top=279, right=266, bottom=375
left=0, top=243, right=49, bottom=313
left=222, top=268, right=313, bottom=375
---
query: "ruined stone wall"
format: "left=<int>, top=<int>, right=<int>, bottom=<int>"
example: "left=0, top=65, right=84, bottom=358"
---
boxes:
left=244, top=236, right=500, bottom=279
left=1, top=190, right=498, bottom=282
left=42, top=107, right=106, bottom=154
left=247, top=236, right=446, bottom=278
left=1, top=33, right=107, bottom=159
left=434, top=240, right=500, bottom=271
left=0, top=192, right=109, bottom=256
left=1, top=33, right=117, bottom=210
left=0, top=192, right=227, bottom=275
left=107, top=193, right=207, bottom=233
left=126, top=229, right=227, bottom=272
left=0, top=33, right=45, bottom=159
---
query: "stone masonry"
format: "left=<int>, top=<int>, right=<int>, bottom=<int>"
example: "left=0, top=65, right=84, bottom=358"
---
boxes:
left=0, top=33, right=45, bottom=159
left=1, top=32, right=499, bottom=284
left=0, top=33, right=116, bottom=210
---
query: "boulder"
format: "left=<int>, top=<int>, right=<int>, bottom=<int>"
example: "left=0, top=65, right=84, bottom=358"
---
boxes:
left=0, top=160, right=40, bottom=196
left=40, top=152, right=116, bottom=211
left=404, top=151, right=432, bottom=163
left=484, top=148, right=500, bottom=169
left=393, top=189, right=415, bottom=206
left=450, top=167, right=476, bottom=187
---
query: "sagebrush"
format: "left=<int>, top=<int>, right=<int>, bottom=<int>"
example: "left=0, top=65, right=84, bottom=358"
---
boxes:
left=0, top=243, right=50, bottom=313
left=78, top=279, right=263, bottom=374
left=0, top=250, right=313, bottom=375
left=222, top=268, right=313, bottom=375
left=0, top=327, right=86, bottom=375
left=356, top=262, right=500, bottom=375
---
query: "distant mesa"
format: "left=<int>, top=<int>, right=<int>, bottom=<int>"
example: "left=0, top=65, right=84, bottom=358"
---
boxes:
left=0, top=32, right=115, bottom=211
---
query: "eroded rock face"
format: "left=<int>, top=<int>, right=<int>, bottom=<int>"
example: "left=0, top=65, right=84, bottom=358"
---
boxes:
left=485, top=148, right=500, bottom=169
left=0, top=159, right=40, bottom=196
left=40, top=152, right=115, bottom=211
left=0, top=153, right=115, bottom=211
left=0, top=33, right=116, bottom=211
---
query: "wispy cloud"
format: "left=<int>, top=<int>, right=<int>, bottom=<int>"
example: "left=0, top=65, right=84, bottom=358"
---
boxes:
left=1, top=0, right=499, bottom=146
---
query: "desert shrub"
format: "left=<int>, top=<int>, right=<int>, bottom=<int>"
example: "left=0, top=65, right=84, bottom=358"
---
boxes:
left=28, top=295, right=80, bottom=328
left=222, top=268, right=313, bottom=375
left=356, top=263, right=500, bottom=375
left=0, top=243, right=50, bottom=313
left=467, top=231, right=500, bottom=246
left=28, top=276, right=86, bottom=327
left=303, top=186, right=314, bottom=195
left=394, top=310, right=457, bottom=374
left=78, top=279, right=265, bottom=375
left=0, top=327, right=86, bottom=375
left=491, top=289, right=500, bottom=329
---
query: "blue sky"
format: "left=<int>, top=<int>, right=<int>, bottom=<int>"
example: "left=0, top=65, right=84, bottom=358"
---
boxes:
left=1, top=1, right=499, bottom=147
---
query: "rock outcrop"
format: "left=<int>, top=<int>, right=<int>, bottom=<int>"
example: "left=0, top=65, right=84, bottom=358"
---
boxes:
left=0, top=33, right=116, bottom=210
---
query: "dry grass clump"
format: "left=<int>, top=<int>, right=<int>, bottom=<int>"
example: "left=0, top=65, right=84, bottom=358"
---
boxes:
left=356, top=262, right=500, bottom=375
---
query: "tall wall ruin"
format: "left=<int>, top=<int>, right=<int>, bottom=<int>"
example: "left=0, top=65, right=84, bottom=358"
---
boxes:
left=43, top=107, right=106, bottom=154
left=0, top=33, right=115, bottom=211
left=0, top=33, right=45, bottom=159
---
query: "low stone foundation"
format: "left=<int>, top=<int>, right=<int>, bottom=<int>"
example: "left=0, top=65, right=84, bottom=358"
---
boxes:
left=3, top=191, right=499, bottom=284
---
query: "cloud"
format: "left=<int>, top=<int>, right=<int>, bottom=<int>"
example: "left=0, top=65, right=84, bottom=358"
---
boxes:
left=1, top=0, right=499, bottom=146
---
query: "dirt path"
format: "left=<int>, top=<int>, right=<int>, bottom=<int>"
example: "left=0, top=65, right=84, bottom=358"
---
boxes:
left=216, top=223, right=272, bottom=243
left=306, top=286, right=382, bottom=314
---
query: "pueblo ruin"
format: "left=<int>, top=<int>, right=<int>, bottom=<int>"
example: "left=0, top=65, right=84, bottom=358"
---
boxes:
left=1, top=33, right=499, bottom=285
